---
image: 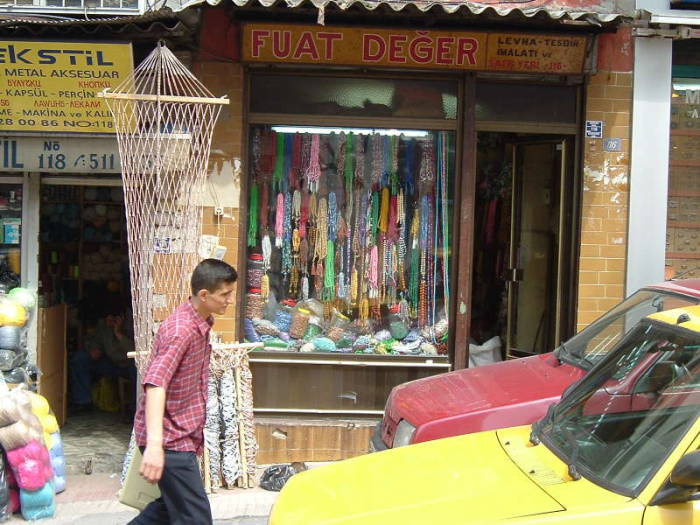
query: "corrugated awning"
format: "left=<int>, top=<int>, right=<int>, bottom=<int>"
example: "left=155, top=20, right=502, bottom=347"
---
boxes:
left=173, top=0, right=631, bottom=25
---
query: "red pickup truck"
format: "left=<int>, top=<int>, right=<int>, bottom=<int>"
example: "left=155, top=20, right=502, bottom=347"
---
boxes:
left=373, top=279, right=700, bottom=450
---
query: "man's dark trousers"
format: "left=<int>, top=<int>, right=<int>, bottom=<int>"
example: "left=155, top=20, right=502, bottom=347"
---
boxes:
left=128, top=449, right=213, bottom=525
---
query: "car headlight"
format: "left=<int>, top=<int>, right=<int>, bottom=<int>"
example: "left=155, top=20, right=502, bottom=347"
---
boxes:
left=393, top=419, right=416, bottom=447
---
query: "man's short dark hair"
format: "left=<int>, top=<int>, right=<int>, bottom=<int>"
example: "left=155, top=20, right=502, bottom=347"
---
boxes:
left=191, top=259, right=237, bottom=296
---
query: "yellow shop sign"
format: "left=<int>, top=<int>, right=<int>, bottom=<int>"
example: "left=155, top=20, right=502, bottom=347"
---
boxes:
left=0, top=40, right=133, bottom=134
left=242, top=24, right=588, bottom=75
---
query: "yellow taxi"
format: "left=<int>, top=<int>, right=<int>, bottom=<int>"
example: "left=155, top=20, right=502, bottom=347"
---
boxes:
left=269, top=305, right=700, bottom=525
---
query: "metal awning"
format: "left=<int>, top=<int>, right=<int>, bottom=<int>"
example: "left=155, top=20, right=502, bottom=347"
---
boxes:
left=172, top=0, right=631, bottom=25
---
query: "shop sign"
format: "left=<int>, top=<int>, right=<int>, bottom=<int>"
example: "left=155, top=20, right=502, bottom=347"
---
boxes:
left=242, top=24, right=587, bottom=74
left=0, top=136, right=120, bottom=173
left=0, top=40, right=133, bottom=134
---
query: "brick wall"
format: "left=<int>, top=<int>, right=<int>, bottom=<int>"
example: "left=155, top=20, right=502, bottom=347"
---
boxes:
left=193, top=60, right=245, bottom=340
left=576, top=31, right=633, bottom=331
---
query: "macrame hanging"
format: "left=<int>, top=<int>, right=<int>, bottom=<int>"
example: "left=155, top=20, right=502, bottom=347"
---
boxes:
left=100, top=42, right=228, bottom=371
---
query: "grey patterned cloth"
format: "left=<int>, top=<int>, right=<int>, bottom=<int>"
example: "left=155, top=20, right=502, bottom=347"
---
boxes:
left=204, top=374, right=222, bottom=491
left=219, top=369, right=241, bottom=487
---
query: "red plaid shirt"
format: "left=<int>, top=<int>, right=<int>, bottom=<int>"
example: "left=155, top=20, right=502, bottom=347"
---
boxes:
left=134, top=300, right=213, bottom=455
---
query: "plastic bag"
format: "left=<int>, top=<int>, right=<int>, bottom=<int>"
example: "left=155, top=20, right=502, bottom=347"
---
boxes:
left=259, top=464, right=299, bottom=492
left=468, top=336, right=502, bottom=367
left=0, top=451, right=10, bottom=521
left=0, top=351, right=15, bottom=372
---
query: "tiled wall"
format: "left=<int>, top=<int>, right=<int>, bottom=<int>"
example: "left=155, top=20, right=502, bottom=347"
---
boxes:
left=576, top=30, right=633, bottom=331
left=193, top=61, right=245, bottom=340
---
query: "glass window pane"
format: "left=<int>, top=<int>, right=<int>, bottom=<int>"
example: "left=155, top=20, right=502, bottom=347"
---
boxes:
left=476, top=83, right=577, bottom=123
left=0, top=183, right=22, bottom=288
left=250, top=75, right=458, bottom=120
left=245, top=125, right=454, bottom=356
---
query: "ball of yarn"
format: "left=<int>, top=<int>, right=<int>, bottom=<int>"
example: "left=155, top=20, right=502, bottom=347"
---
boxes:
left=0, top=298, right=27, bottom=327
left=0, top=326, right=21, bottom=351
left=327, top=326, right=344, bottom=343
left=53, top=475, right=65, bottom=494
left=0, top=395, right=20, bottom=427
left=20, top=484, right=55, bottom=520
left=0, top=350, right=16, bottom=371
left=28, top=393, right=50, bottom=418
left=49, top=433, right=63, bottom=459
left=420, top=342, right=438, bottom=356
left=50, top=456, right=64, bottom=478
left=311, top=337, right=336, bottom=352
left=8, top=488, right=18, bottom=513
left=303, top=321, right=322, bottom=341
left=7, top=288, right=36, bottom=311
left=0, top=421, right=40, bottom=451
left=38, top=415, right=57, bottom=435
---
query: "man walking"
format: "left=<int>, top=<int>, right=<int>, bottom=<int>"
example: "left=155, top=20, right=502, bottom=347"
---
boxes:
left=129, top=259, right=237, bottom=525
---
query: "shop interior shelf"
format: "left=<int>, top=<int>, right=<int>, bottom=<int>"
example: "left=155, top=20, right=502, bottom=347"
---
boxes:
left=249, top=350, right=451, bottom=369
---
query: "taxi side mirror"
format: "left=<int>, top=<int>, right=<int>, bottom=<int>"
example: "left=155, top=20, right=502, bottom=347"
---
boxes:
left=651, top=451, right=700, bottom=506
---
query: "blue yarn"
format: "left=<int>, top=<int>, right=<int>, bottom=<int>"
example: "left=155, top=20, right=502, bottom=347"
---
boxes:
left=20, top=482, right=54, bottom=510
left=22, top=499, right=55, bottom=521
left=273, top=309, right=292, bottom=333
left=243, top=318, right=261, bottom=343
left=49, top=432, right=63, bottom=456
left=51, top=456, right=65, bottom=477
left=53, top=475, right=65, bottom=494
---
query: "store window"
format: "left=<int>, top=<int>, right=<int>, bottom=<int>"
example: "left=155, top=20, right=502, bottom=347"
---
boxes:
left=667, top=78, right=700, bottom=278
left=244, top=124, right=455, bottom=357
left=475, top=83, right=577, bottom=124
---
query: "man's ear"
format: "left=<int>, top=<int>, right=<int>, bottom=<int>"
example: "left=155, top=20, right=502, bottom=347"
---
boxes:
left=196, top=288, right=209, bottom=302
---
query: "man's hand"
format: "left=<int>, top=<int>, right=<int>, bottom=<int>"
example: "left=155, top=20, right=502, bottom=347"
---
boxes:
left=140, top=444, right=164, bottom=484
left=88, top=347, right=102, bottom=360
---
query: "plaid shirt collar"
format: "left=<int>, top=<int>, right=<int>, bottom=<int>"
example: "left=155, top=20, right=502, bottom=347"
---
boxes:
left=185, top=299, right=214, bottom=337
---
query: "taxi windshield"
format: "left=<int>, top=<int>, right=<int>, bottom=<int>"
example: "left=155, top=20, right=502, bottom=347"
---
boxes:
left=541, top=319, right=700, bottom=497
left=557, top=289, right=699, bottom=370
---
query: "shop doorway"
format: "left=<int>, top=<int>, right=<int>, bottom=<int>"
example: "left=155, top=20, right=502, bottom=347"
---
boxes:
left=38, top=180, right=133, bottom=473
left=471, top=132, right=576, bottom=360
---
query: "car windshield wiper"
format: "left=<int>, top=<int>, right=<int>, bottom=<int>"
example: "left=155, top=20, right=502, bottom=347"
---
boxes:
left=530, top=402, right=557, bottom=445
left=561, top=426, right=582, bottom=481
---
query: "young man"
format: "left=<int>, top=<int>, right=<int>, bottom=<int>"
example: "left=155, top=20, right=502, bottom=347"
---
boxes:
left=129, top=259, right=237, bottom=525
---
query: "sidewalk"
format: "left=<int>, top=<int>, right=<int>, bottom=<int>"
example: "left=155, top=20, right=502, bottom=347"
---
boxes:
left=6, top=473, right=278, bottom=524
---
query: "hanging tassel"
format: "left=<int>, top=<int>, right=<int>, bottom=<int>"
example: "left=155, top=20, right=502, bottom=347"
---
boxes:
left=247, top=183, right=259, bottom=247
left=301, top=275, right=309, bottom=300
left=370, top=191, right=379, bottom=242
left=273, top=133, right=285, bottom=192
left=306, top=134, right=321, bottom=193
left=275, top=193, right=284, bottom=248
left=259, top=182, right=269, bottom=230
left=261, top=274, right=269, bottom=299
left=323, top=240, right=335, bottom=300
left=350, top=267, right=359, bottom=303
left=262, top=234, right=272, bottom=271
left=378, top=187, right=390, bottom=233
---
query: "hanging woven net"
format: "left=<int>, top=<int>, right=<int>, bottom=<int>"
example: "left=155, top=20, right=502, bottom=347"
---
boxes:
left=100, top=42, right=228, bottom=371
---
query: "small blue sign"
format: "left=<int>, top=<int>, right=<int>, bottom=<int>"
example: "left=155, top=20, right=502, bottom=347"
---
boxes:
left=585, top=120, right=604, bottom=138
left=603, top=138, right=622, bottom=152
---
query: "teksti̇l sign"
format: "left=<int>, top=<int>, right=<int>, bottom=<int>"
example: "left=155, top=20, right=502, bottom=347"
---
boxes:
left=0, top=41, right=133, bottom=134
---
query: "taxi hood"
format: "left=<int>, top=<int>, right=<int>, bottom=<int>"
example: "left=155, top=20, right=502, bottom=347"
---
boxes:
left=269, top=428, right=564, bottom=525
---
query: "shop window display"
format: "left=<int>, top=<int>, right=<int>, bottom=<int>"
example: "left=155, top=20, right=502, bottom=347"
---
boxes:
left=244, top=126, right=454, bottom=356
